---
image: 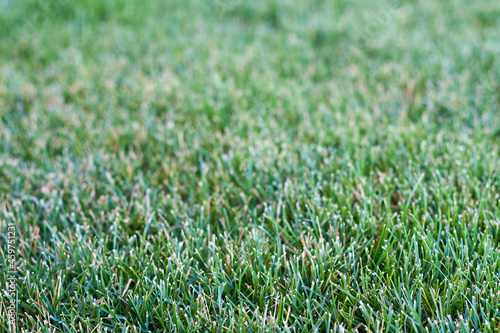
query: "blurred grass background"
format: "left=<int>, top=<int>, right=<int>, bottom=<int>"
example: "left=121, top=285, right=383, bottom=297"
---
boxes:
left=1, top=0, right=500, bottom=332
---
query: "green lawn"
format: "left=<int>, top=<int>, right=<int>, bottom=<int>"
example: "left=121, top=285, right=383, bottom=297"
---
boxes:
left=1, top=0, right=500, bottom=332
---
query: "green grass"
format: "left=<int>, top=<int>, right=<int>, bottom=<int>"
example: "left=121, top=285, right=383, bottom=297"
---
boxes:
left=1, top=0, right=500, bottom=331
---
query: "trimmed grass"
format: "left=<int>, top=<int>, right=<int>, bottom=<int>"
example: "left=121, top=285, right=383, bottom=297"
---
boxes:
left=1, top=0, right=500, bottom=331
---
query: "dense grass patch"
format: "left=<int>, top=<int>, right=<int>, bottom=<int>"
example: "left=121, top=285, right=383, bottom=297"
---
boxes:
left=1, top=0, right=500, bottom=331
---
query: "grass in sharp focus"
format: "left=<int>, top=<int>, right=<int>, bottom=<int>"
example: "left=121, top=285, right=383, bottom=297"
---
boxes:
left=1, top=0, right=500, bottom=332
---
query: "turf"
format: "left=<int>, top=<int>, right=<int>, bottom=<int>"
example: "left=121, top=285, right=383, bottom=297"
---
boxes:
left=1, top=0, right=500, bottom=332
